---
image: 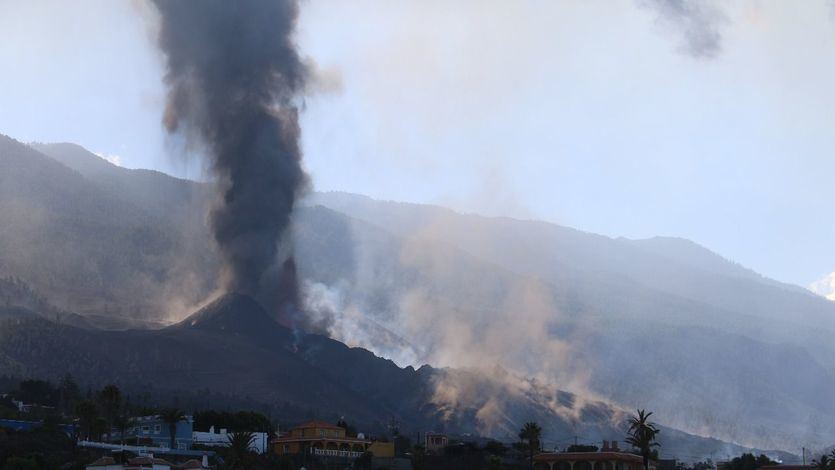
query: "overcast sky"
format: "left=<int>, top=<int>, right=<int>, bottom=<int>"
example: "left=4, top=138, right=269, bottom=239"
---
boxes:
left=1, top=0, right=834, bottom=288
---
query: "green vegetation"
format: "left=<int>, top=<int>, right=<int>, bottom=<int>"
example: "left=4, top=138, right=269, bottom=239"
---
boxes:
left=626, top=409, right=661, bottom=470
left=159, top=408, right=185, bottom=450
left=812, top=454, right=833, bottom=470
left=518, top=421, right=542, bottom=469
left=225, top=431, right=256, bottom=470
left=722, top=453, right=776, bottom=470
left=98, top=385, right=121, bottom=441
left=2, top=457, right=40, bottom=470
left=0, top=375, right=797, bottom=470
left=0, top=428, right=82, bottom=470
left=75, top=400, right=97, bottom=440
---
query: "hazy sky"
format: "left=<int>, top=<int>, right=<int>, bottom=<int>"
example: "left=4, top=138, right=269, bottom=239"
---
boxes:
left=1, top=0, right=834, bottom=287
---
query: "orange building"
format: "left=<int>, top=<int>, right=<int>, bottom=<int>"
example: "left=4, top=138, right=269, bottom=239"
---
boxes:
left=272, top=421, right=393, bottom=459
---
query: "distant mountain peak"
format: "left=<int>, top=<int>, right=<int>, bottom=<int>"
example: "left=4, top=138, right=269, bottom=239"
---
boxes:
left=173, top=292, right=279, bottom=334
left=810, top=272, right=835, bottom=301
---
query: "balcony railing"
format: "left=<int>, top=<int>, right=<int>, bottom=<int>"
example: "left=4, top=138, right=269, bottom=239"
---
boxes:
left=310, top=448, right=364, bottom=458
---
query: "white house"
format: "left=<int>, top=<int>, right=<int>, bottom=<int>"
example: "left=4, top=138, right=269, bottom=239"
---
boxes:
left=192, top=426, right=269, bottom=454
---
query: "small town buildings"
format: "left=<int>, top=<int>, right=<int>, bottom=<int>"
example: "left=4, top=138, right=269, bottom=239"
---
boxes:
left=127, top=415, right=194, bottom=450
left=192, top=425, right=269, bottom=454
left=86, top=455, right=209, bottom=470
left=87, top=456, right=175, bottom=470
left=86, top=456, right=123, bottom=470
left=125, top=456, right=175, bottom=470
left=272, top=421, right=393, bottom=459
left=425, top=432, right=449, bottom=454
left=759, top=466, right=815, bottom=470
left=0, top=418, right=76, bottom=437
left=533, top=444, right=657, bottom=470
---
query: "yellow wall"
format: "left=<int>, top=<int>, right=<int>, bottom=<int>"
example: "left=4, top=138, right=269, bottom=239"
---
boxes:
left=274, top=441, right=302, bottom=456
left=367, top=441, right=395, bottom=458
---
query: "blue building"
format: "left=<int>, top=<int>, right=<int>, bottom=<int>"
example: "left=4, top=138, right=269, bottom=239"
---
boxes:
left=0, top=418, right=77, bottom=437
left=126, top=415, right=194, bottom=450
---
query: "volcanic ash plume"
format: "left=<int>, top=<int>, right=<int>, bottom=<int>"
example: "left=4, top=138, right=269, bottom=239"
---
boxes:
left=151, top=0, right=308, bottom=322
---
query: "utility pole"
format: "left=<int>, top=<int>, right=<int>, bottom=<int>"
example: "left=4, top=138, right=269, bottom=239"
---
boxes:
left=802, top=447, right=806, bottom=466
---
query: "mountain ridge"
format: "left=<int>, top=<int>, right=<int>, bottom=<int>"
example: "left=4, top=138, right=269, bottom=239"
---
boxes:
left=1, top=135, right=833, bottom=454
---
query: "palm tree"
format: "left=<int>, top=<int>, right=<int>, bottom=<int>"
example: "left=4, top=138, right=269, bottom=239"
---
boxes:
left=114, top=414, right=134, bottom=445
left=519, top=421, right=543, bottom=469
left=159, top=408, right=185, bottom=450
left=625, top=409, right=660, bottom=470
left=226, top=431, right=256, bottom=470
left=98, top=385, right=122, bottom=441
left=812, top=455, right=830, bottom=470
left=75, top=400, right=98, bottom=441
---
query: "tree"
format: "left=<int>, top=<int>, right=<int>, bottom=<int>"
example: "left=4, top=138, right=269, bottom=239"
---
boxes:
left=226, top=431, right=256, bottom=470
left=114, top=414, right=134, bottom=445
left=17, top=379, right=58, bottom=406
left=354, top=451, right=373, bottom=470
left=487, top=454, right=504, bottom=470
left=812, top=455, right=831, bottom=470
left=98, top=384, right=122, bottom=441
left=75, top=400, right=98, bottom=441
left=484, top=440, right=508, bottom=457
left=691, top=460, right=715, bottom=470
left=725, top=454, right=775, bottom=470
left=2, top=457, right=39, bottom=470
left=93, top=417, right=109, bottom=441
left=159, top=408, right=185, bottom=450
left=625, top=409, right=660, bottom=470
left=58, top=374, right=81, bottom=415
left=518, top=421, right=542, bottom=469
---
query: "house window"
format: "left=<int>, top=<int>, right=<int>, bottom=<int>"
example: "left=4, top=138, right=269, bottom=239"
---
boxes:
left=141, top=425, right=150, bottom=433
left=319, top=430, right=325, bottom=437
left=154, top=424, right=161, bottom=434
left=283, top=445, right=290, bottom=453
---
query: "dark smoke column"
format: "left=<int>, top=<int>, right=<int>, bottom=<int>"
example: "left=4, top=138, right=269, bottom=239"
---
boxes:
left=152, top=0, right=308, bottom=322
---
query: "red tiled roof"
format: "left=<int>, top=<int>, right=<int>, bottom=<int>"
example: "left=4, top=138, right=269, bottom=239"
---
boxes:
left=128, top=457, right=173, bottom=466
left=88, top=457, right=117, bottom=467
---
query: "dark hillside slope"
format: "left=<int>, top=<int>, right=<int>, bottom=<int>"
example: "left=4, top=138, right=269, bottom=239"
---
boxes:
left=292, top=203, right=835, bottom=450
left=0, top=135, right=217, bottom=322
left=0, top=296, right=794, bottom=462
left=0, top=135, right=176, bottom=318
left=308, top=191, right=835, bottom=335
left=30, top=142, right=208, bottom=223
left=3, top=140, right=832, bottom=452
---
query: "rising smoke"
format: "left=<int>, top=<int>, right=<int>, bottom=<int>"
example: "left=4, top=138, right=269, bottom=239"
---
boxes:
left=151, top=0, right=309, bottom=323
left=638, top=0, right=728, bottom=58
